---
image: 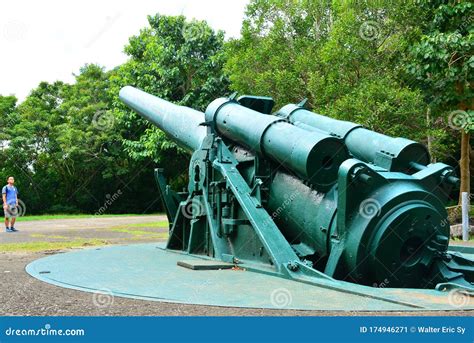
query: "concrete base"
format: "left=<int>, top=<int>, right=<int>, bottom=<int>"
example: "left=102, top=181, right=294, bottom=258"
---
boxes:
left=26, top=243, right=474, bottom=311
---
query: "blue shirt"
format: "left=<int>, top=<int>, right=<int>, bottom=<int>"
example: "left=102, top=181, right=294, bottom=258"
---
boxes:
left=2, top=185, right=18, bottom=205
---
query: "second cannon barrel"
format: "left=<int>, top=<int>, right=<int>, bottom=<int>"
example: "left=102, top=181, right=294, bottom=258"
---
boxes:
left=276, top=104, right=430, bottom=172
left=205, top=98, right=349, bottom=190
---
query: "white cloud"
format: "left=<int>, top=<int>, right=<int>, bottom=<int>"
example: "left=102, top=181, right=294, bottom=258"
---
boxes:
left=0, top=0, right=249, bottom=102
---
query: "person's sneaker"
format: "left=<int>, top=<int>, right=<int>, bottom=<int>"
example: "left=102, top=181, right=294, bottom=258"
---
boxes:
left=5, top=228, right=13, bottom=232
left=10, top=227, right=18, bottom=232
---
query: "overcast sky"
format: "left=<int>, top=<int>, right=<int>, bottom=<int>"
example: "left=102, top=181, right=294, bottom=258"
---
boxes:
left=0, top=0, right=249, bottom=101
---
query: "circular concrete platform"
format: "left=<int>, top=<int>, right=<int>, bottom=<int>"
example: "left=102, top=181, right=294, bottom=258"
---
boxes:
left=26, top=243, right=473, bottom=311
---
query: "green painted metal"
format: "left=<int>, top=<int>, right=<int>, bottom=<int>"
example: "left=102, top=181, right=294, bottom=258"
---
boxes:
left=25, top=243, right=474, bottom=310
left=119, top=86, right=206, bottom=152
left=119, top=86, right=474, bottom=300
left=205, top=98, right=349, bottom=190
left=154, top=168, right=183, bottom=227
left=277, top=104, right=431, bottom=172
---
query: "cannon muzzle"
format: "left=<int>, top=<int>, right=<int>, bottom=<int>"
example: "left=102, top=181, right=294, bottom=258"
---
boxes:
left=119, top=86, right=207, bottom=152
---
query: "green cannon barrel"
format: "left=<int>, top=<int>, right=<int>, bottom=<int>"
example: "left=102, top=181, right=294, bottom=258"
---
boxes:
left=205, top=98, right=349, bottom=189
left=119, top=86, right=207, bottom=152
left=277, top=104, right=430, bottom=171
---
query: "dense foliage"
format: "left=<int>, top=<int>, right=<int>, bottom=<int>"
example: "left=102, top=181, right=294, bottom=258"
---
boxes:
left=109, top=15, right=229, bottom=189
left=0, top=66, right=158, bottom=214
left=408, top=0, right=473, bottom=199
left=0, top=2, right=471, bottom=214
left=225, top=0, right=472, bottom=203
left=226, top=0, right=443, bottom=153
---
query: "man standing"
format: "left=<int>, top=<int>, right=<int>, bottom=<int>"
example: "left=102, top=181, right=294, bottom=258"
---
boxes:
left=3, top=176, right=19, bottom=232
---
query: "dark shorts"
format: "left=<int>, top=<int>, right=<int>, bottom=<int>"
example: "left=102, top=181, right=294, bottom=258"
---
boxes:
left=4, top=205, right=18, bottom=218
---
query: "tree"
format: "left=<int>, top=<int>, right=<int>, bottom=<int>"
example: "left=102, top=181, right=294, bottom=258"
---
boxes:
left=110, top=14, right=229, bottom=187
left=1, top=81, right=67, bottom=212
left=225, top=0, right=335, bottom=107
left=409, top=1, right=473, bottom=203
left=0, top=95, right=17, bottom=142
left=225, top=0, right=434, bottom=146
left=55, top=64, right=159, bottom=213
left=0, top=65, right=160, bottom=214
left=0, top=14, right=230, bottom=214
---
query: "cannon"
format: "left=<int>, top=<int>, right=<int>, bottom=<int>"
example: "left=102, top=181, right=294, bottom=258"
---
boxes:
left=120, top=86, right=473, bottom=292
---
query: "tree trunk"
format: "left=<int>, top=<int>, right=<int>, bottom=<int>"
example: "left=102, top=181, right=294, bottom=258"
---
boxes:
left=458, top=129, right=471, bottom=205
left=456, top=80, right=471, bottom=205
left=426, top=106, right=435, bottom=162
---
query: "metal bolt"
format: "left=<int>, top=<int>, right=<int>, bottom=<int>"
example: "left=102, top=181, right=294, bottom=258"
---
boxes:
left=287, top=261, right=299, bottom=271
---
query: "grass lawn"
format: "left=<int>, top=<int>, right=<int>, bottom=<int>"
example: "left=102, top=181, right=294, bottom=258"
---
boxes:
left=0, top=219, right=170, bottom=252
left=109, top=221, right=169, bottom=229
left=0, top=239, right=110, bottom=252
left=16, top=213, right=162, bottom=222
left=451, top=237, right=474, bottom=243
